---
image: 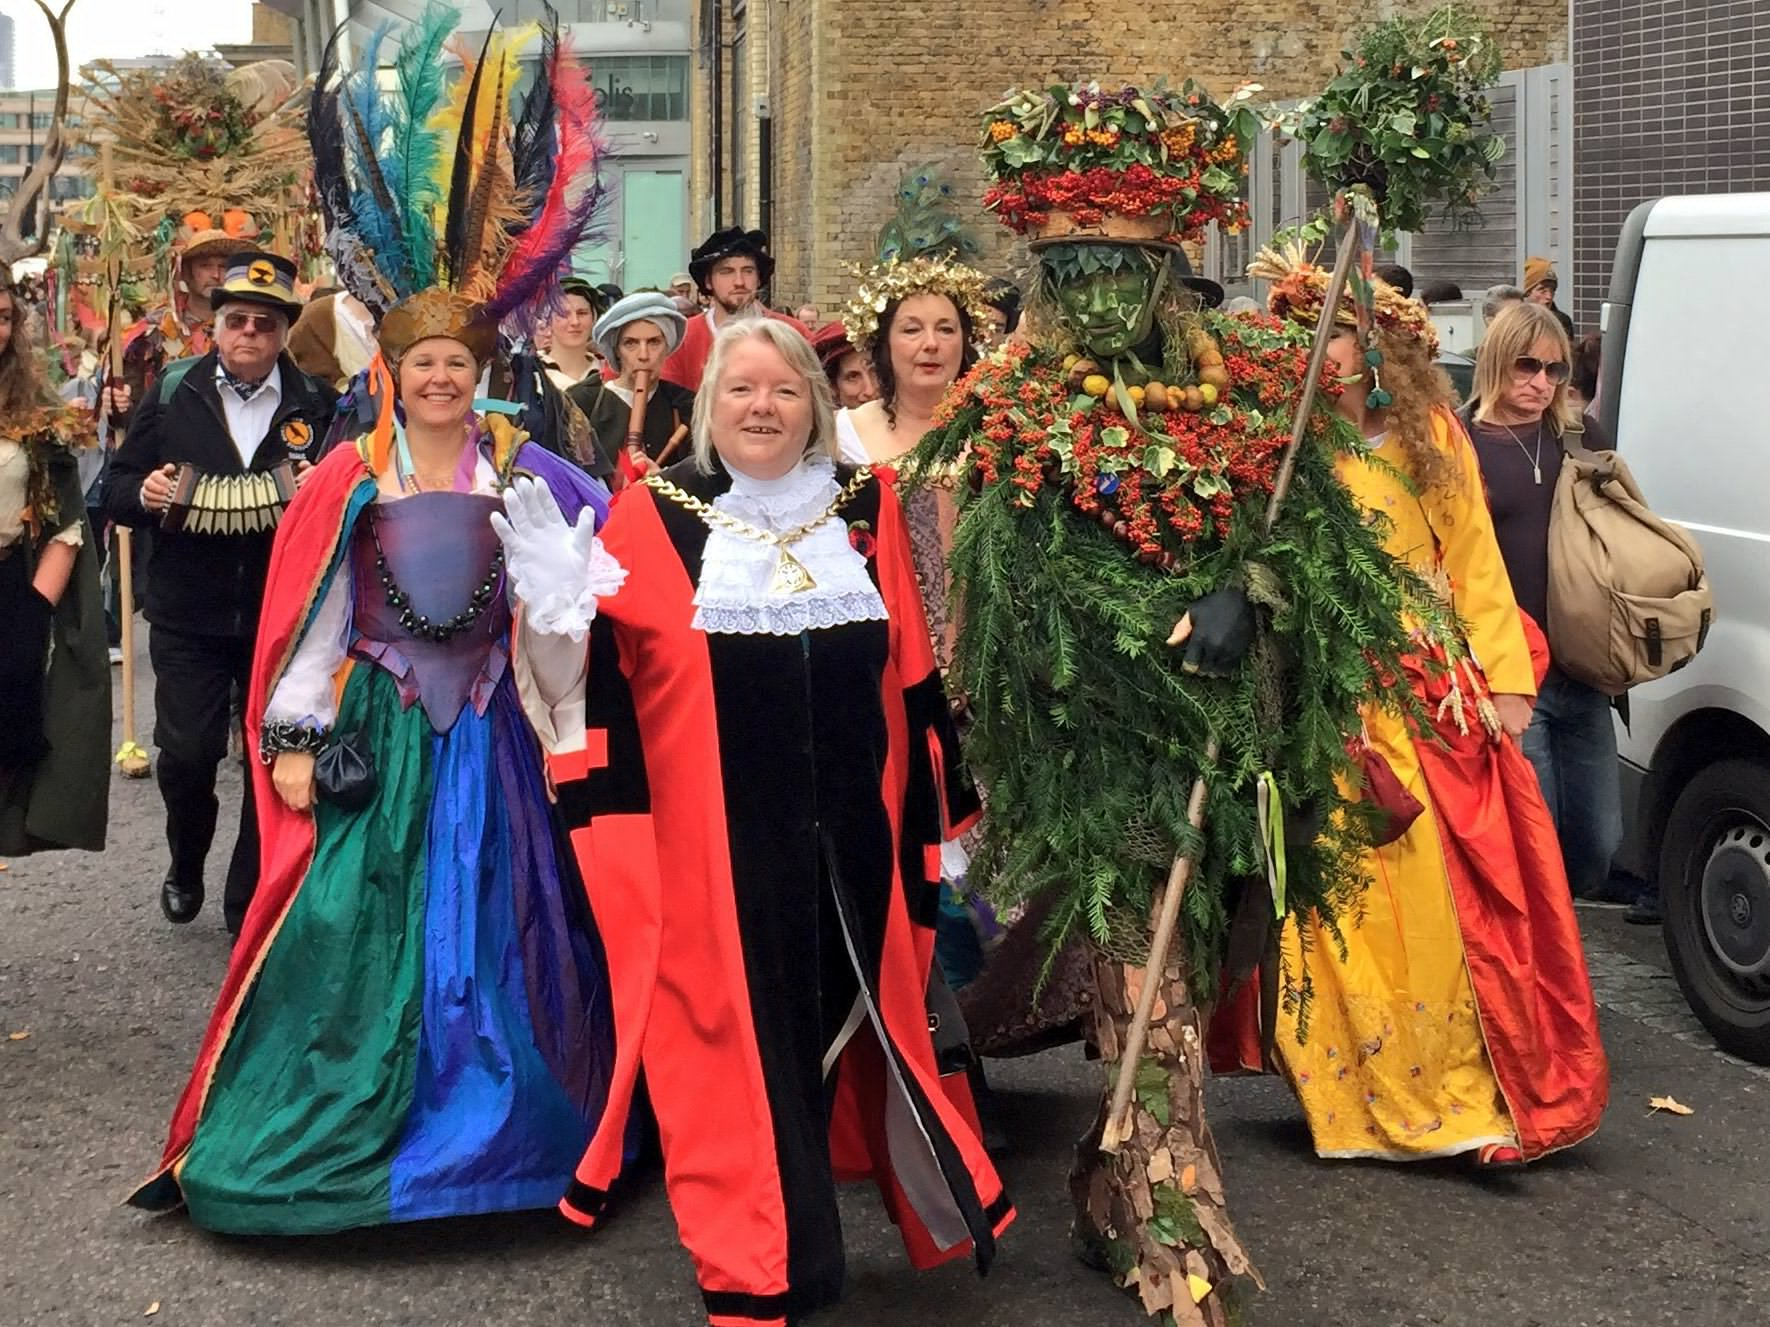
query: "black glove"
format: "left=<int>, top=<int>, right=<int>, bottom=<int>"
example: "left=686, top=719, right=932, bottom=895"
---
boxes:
left=1176, top=587, right=1255, bottom=678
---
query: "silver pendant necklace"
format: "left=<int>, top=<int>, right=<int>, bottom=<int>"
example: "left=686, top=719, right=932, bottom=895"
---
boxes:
left=1497, top=419, right=1544, bottom=484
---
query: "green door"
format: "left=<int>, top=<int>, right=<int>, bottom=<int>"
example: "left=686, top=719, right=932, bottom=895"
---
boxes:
left=620, top=170, right=685, bottom=291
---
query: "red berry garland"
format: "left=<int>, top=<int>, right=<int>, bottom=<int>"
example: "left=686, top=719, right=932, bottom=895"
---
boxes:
left=935, top=313, right=1321, bottom=561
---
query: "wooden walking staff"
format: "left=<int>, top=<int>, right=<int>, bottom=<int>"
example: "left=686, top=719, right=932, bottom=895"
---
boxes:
left=1101, top=209, right=1364, bottom=1152
left=97, top=141, right=151, bottom=779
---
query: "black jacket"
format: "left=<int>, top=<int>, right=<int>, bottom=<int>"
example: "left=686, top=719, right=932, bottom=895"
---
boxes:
left=105, top=350, right=338, bottom=639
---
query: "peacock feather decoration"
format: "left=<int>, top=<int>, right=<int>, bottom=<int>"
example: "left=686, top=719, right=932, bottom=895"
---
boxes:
left=874, top=164, right=982, bottom=265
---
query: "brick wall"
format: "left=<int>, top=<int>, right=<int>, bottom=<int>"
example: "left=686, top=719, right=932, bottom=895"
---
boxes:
left=692, top=0, right=1567, bottom=311
left=1571, top=0, right=1770, bottom=327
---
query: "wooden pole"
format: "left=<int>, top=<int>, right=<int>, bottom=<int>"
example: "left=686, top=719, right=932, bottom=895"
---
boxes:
left=655, top=422, right=691, bottom=466
left=99, top=141, right=149, bottom=779
left=1102, top=215, right=1363, bottom=1151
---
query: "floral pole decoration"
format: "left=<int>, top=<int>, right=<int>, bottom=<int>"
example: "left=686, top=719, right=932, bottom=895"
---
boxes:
left=1270, top=4, right=1506, bottom=410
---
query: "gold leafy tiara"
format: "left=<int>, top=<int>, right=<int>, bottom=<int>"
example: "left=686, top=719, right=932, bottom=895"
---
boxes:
left=839, top=255, right=996, bottom=352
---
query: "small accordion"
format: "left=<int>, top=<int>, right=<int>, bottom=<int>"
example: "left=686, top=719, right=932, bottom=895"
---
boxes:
left=160, top=462, right=297, bottom=536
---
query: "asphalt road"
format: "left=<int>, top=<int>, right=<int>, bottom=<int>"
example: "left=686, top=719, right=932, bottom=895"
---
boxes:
left=4, top=661, right=1769, bottom=1326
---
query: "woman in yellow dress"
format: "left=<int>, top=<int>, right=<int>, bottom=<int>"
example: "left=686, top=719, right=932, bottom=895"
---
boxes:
left=1221, top=251, right=1608, bottom=1164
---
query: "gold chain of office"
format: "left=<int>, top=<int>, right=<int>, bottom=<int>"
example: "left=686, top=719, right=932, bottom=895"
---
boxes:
left=644, top=466, right=875, bottom=595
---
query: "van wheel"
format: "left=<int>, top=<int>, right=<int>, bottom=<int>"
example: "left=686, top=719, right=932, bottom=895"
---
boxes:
left=1660, top=758, right=1770, bottom=1064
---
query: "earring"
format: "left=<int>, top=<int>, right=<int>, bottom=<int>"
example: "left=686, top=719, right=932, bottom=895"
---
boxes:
left=1364, top=346, right=1393, bottom=410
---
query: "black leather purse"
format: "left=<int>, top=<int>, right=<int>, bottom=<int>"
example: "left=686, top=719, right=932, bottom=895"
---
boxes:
left=313, top=732, right=377, bottom=811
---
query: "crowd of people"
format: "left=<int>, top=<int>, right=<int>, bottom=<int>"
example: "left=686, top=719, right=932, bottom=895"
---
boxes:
left=0, top=15, right=1635, bottom=1325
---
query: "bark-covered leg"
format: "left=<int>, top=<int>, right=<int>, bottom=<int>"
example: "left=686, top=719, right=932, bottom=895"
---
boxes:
left=1070, top=947, right=1260, bottom=1325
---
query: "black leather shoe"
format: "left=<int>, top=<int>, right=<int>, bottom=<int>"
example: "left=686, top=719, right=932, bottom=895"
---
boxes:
left=160, top=876, right=205, bottom=924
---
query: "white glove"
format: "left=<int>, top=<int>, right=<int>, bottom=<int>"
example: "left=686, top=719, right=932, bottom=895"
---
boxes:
left=490, top=477, right=627, bottom=642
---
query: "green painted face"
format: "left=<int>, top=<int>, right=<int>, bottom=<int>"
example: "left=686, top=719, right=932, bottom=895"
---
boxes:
left=1043, top=244, right=1166, bottom=360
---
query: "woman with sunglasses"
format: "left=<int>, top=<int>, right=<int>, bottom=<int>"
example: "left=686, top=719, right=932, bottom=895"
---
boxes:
left=1464, top=301, right=1626, bottom=909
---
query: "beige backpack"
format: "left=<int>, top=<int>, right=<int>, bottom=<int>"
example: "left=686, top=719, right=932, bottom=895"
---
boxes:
left=1546, top=433, right=1713, bottom=695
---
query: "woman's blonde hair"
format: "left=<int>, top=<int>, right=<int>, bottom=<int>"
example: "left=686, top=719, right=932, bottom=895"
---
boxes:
left=1473, top=302, right=1574, bottom=434
left=691, top=319, right=840, bottom=475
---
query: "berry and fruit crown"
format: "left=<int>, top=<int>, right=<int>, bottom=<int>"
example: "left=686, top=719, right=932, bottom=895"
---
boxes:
left=1249, top=242, right=1439, bottom=358
left=978, top=80, right=1258, bottom=242
left=840, top=255, right=995, bottom=352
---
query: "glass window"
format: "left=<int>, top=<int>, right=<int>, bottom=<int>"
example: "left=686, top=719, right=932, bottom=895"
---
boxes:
left=0, top=113, right=19, bottom=129
left=0, top=145, right=18, bottom=164
left=579, top=0, right=690, bottom=19
left=592, top=54, right=688, bottom=121
left=30, top=112, right=52, bottom=130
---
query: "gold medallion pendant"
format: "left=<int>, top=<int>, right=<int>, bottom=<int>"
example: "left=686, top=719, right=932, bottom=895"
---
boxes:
left=770, top=546, right=818, bottom=594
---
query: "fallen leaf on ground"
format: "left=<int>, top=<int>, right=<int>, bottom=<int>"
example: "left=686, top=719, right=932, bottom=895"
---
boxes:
left=7, top=1031, right=28, bottom=1042
left=145, top=1303, right=160, bottom=1318
left=1649, top=1094, right=1694, bottom=1116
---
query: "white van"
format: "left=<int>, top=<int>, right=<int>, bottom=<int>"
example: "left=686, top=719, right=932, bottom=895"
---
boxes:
left=1600, top=193, right=1770, bottom=1061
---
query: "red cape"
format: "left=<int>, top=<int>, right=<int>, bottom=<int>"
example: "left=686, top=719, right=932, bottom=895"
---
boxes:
left=131, top=444, right=374, bottom=1199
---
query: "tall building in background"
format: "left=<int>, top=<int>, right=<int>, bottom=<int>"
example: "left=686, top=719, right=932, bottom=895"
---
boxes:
left=266, top=0, right=691, bottom=288
left=0, top=14, right=17, bottom=93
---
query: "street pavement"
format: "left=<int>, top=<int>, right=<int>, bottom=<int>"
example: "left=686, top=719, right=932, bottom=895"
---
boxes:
left=4, top=664, right=1770, bottom=1326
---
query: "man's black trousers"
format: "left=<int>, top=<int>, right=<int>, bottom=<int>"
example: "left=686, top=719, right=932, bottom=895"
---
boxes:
left=148, top=624, right=259, bottom=930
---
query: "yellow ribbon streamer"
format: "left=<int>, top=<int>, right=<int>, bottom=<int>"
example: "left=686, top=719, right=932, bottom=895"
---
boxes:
left=1256, top=770, right=1286, bottom=919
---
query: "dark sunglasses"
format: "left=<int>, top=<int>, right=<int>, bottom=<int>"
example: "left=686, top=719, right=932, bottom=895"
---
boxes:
left=1512, top=355, right=1571, bottom=384
left=221, top=310, right=283, bottom=334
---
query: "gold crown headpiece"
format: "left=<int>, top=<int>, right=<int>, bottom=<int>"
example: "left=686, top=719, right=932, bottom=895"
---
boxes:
left=839, top=255, right=995, bottom=352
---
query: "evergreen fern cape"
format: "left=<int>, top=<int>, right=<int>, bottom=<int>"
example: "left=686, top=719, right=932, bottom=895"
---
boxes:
left=913, top=309, right=1450, bottom=990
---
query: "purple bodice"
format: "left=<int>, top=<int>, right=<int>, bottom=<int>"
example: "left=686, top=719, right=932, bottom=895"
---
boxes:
left=351, top=490, right=509, bottom=733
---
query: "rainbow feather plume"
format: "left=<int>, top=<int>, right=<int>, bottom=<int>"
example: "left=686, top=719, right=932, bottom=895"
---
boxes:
left=341, top=24, right=413, bottom=298
left=312, top=3, right=608, bottom=342
left=486, top=24, right=608, bottom=327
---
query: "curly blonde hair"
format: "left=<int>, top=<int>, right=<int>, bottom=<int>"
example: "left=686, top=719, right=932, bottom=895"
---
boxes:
left=1364, top=326, right=1460, bottom=492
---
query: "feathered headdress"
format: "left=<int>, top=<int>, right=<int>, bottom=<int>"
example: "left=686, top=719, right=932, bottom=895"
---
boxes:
left=310, top=2, right=607, bottom=363
left=874, top=165, right=981, bottom=266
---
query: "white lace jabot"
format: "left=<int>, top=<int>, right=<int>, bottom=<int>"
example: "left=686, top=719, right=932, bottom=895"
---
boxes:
left=691, top=455, right=890, bottom=636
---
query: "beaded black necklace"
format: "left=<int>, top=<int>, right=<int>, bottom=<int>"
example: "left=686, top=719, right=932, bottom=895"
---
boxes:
left=368, top=514, right=505, bottom=643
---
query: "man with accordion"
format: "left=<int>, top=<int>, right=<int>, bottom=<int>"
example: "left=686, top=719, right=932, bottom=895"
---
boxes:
left=105, top=251, right=338, bottom=935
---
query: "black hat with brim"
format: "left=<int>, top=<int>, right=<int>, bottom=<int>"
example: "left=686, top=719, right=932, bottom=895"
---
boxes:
left=689, top=227, right=775, bottom=293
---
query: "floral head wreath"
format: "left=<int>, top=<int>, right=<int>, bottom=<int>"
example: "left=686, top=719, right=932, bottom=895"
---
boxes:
left=840, top=255, right=995, bottom=352
left=1249, top=242, right=1439, bottom=359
